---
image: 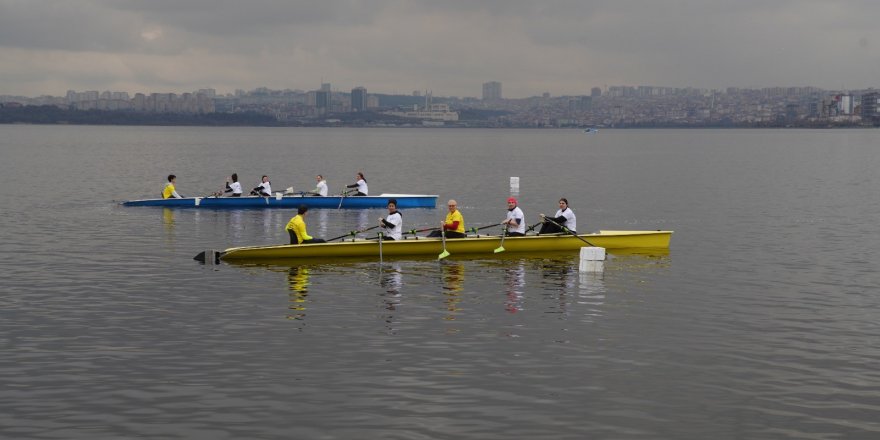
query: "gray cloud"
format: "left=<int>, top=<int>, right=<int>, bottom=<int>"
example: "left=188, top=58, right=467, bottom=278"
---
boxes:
left=1, top=0, right=879, bottom=97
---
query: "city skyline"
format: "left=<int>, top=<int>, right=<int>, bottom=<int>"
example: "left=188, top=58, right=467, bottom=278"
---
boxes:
left=2, top=1, right=880, bottom=98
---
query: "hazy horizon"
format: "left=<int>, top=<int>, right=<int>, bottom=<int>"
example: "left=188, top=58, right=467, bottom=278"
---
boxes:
left=2, top=1, right=878, bottom=98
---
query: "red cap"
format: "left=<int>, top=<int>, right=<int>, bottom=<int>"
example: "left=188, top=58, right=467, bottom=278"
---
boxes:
left=507, top=197, right=517, bottom=204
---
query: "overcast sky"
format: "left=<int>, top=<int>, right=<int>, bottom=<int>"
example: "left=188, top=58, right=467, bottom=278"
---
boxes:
left=1, top=0, right=878, bottom=98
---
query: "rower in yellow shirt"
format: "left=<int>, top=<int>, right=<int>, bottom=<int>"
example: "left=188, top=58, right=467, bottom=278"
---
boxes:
left=428, top=199, right=466, bottom=238
left=162, top=174, right=183, bottom=199
left=285, top=205, right=327, bottom=244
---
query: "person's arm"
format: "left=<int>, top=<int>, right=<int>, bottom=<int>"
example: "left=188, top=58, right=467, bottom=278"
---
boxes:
left=172, top=189, right=182, bottom=198
left=443, top=220, right=460, bottom=231
left=225, top=182, right=233, bottom=193
left=346, top=183, right=358, bottom=188
left=381, top=218, right=396, bottom=228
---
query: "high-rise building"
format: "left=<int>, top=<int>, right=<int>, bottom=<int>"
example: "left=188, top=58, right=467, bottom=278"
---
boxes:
left=315, top=90, right=330, bottom=113
left=591, top=87, right=602, bottom=98
left=861, top=92, right=879, bottom=119
left=351, top=87, right=367, bottom=112
left=482, top=81, right=502, bottom=100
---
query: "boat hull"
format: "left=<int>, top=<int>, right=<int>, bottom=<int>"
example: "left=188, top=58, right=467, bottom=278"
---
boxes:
left=220, top=230, right=672, bottom=261
left=122, top=194, right=437, bottom=209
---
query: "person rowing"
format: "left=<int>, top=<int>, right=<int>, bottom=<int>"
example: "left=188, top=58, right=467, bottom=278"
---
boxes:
left=345, top=172, right=368, bottom=196
left=250, top=175, right=272, bottom=197
left=539, top=197, right=577, bottom=234
left=309, top=174, right=328, bottom=196
left=501, top=197, right=526, bottom=236
left=224, top=173, right=243, bottom=197
left=428, top=199, right=466, bottom=238
left=162, top=174, right=183, bottom=199
left=285, top=205, right=326, bottom=244
left=378, top=199, right=403, bottom=240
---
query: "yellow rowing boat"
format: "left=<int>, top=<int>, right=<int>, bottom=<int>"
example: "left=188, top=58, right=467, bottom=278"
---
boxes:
left=218, top=230, right=672, bottom=261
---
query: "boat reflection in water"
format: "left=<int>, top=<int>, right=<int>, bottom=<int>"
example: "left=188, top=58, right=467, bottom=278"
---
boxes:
left=225, top=249, right=670, bottom=329
left=287, top=266, right=310, bottom=323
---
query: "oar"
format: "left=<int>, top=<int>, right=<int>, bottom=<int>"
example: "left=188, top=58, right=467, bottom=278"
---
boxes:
left=405, top=226, right=440, bottom=235
left=493, top=226, right=509, bottom=253
left=464, top=222, right=504, bottom=235
left=542, top=216, right=596, bottom=246
left=328, top=225, right=380, bottom=242
left=378, top=232, right=384, bottom=264
left=337, top=189, right=355, bottom=209
left=438, top=229, right=450, bottom=260
left=525, top=221, right=543, bottom=234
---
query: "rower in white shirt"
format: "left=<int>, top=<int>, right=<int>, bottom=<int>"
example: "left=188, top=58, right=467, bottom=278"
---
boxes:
left=345, top=172, right=368, bottom=196
left=379, top=199, right=403, bottom=240
left=250, top=175, right=272, bottom=197
left=310, top=174, right=328, bottom=196
left=501, top=197, right=526, bottom=236
left=224, top=173, right=243, bottom=197
left=539, top=198, right=577, bottom=234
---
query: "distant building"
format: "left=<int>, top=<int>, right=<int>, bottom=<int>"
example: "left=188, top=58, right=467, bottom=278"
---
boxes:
left=351, top=87, right=367, bottom=112
left=861, top=92, right=879, bottom=119
left=315, top=90, right=331, bottom=114
left=384, top=93, right=458, bottom=121
left=838, top=95, right=853, bottom=115
left=482, top=81, right=502, bottom=100
left=591, top=87, right=601, bottom=97
left=384, top=103, right=459, bottom=121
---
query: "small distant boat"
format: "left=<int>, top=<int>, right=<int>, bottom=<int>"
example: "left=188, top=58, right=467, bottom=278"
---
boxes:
left=122, top=193, right=437, bottom=209
left=583, top=128, right=599, bottom=134
left=214, top=230, right=673, bottom=261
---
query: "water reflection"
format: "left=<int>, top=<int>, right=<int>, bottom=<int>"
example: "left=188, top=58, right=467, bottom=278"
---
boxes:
left=441, top=261, right=465, bottom=321
left=504, top=260, right=526, bottom=313
left=577, top=271, right=606, bottom=322
left=317, top=210, right=329, bottom=236
left=357, top=210, right=369, bottom=231
left=379, top=263, right=403, bottom=333
left=287, top=266, right=310, bottom=324
left=228, top=210, right=244, bottom=240
left=163, top=208, right=175, bottom=246
left=537, top=258, right=580, bottom=316
left=162, top=208, right=175, bottom=230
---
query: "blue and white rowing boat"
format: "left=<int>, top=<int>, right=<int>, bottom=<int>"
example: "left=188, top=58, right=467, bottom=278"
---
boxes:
left=122, top=193, right=437, bottom=209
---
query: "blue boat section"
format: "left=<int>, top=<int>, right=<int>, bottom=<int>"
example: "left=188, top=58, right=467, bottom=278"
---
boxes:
left=121, top=194, right=438, bottom=209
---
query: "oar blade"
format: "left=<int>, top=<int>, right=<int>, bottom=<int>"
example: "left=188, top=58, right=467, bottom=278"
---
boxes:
left=493, top=245, right=505, bottom=253
left=438, top=249, right=450, bottom=260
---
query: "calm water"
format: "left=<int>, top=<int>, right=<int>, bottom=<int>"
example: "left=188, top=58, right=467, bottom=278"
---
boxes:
left=1, top=126, right=879, bottom=439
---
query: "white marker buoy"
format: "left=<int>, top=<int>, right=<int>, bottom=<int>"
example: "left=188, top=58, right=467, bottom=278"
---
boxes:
left=579, top=246, right=605, bottom=272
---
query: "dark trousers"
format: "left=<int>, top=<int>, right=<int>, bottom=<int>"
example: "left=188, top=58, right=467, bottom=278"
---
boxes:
left=506, top=231, right=526, bottom=237
left=539, top=222, right=561, bottom=234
